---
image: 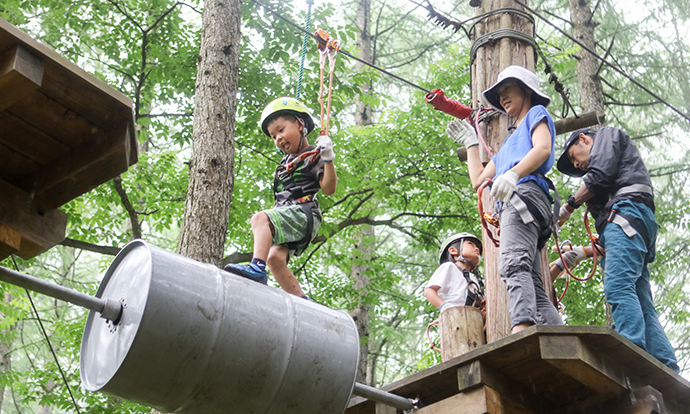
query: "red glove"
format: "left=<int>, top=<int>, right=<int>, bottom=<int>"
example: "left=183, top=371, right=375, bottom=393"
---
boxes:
left=426, top=89, right=472, bottom=119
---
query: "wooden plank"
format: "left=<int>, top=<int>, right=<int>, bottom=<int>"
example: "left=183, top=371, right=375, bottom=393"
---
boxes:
left=374, top=402, right=397, bottom=414
left=0, top=111, right=70, bottom=165
left=440, top=306, right=485, bottom=361
left=0, top=44, right=43, bottom=111
left=554, top=111, right=605, bottom=136
left=0, top=141, right=39, bottom=187
left=458, top=360, right=556, bottom=413
left=593, top=385, right=666, bottom=414
left=0, top=225, right=21, bottom=258
left=539, top=335, right=628, bottom=397
left=416, top=385, right=503, bottom=414
left=0, top=178, right=67, bottom=260
left=35, top=122, right=132, bottom=208
left=7, top=90, right=100, bottom=147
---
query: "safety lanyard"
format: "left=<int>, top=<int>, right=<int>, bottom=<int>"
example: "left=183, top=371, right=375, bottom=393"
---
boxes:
left=314, top=28, right=338, bottom=136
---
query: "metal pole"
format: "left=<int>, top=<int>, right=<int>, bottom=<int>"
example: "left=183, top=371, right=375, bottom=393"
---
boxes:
left=351, top=382, right=415, bottom=411
left=0, top=265, right=122, bottom=321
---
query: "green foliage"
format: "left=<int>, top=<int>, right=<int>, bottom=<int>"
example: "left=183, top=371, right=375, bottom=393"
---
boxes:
left=1, top=0, right=690, bottom=411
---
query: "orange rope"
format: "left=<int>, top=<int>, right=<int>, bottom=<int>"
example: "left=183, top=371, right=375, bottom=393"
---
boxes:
left=477, top=179, right=500, bottom=247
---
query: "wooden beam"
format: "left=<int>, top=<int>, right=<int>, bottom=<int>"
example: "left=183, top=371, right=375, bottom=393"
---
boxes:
left=458, top=359, right=555, bottom=414
left=0, top=178, right=67, bottom=260
left=0, top=45, right=44, bottom=111
left=0, top=225, right=21, bottom=258
left=554, top=111, right=605, bottom=136
left=440, top=306, right=485, bottom=361
left=416, top=385, right=502, bottom=414
left=35, top=122, right=132, bottom=209
left=374, top=402, right=397, bottom=414
left=592, top=385, right=666, bottom=414
left=539, top=335, right=628, bottom=397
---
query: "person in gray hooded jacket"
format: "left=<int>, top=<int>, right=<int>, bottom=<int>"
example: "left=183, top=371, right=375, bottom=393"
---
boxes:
left=557, top=127, right=679, bottom=373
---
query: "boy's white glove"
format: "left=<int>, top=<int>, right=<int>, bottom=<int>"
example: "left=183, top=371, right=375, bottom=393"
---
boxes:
left=553, top=247, right=587, bottom=270
left=491, top=170, right=519, bottom=203
left=316, top=135, right=335, bottom=162
left=446, top=120, right=478, bottom=148
left=558, top=204, right=572, bottom=227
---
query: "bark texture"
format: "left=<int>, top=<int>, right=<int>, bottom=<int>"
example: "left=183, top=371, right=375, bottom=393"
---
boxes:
left=569, top=0, right=606, bottom=125
left=177, top=0, right=241, bottom=266
left=471, top=0, right=558, bottom=342
left=351, top=0, right=375, bottom=386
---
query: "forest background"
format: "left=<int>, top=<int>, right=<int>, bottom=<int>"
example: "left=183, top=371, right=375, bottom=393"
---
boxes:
left=0, top=0, right=689, bottom=412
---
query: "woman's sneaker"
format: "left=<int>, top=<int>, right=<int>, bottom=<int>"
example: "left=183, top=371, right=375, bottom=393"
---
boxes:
left=224, top=263, right=268, bottom=285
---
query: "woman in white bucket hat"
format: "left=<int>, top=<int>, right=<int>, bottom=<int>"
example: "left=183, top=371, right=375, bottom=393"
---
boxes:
left=446, top=65, right=562, bottom=334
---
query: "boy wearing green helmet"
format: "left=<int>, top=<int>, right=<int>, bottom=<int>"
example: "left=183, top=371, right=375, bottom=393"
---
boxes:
left=424, top=233, right=485, bottom=312
left=225, top=97, right=337, bottom=299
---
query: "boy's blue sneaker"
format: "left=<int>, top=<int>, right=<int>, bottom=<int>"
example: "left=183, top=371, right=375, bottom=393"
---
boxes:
left=224, top=263, right=268, bottom=285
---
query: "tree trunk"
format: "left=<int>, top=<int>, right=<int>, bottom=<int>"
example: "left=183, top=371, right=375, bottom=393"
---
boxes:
left=569, top=0, right=606, bottom=126
left=177, top=0, right=242, bottom=266
left=350, top=0, right=375, bottom=386
left=471, top=0, right=556, bottom=343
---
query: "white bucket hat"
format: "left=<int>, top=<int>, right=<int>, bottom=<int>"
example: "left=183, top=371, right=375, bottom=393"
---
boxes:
left=482, top=65, right=551, bottom=115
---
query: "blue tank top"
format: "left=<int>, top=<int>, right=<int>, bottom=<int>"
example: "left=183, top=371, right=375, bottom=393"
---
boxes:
left=491, top=105, right=555, bottom=198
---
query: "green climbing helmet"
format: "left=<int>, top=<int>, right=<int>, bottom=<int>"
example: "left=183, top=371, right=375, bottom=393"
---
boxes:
left=438, top=232, right=482, bottom=264
left=260, top=97, right=315, bottom=137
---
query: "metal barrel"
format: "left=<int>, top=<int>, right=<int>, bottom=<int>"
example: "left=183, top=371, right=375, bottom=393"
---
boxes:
left=80, top=240, right=360, bottom=414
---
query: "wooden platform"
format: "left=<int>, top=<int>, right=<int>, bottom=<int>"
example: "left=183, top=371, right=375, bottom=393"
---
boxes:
left=347, top=325, right=690, bottom=414
left=0, top=18, right=137, bottom=260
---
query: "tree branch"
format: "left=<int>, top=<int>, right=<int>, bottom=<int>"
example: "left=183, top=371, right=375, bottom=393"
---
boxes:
left=137, top=112, right=193, bottom=119
left=112, top=175, right=142, bottom=239
left=59, top=238, right=121, bottom=256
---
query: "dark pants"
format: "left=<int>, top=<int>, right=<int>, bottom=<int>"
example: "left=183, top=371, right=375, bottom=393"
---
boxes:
left=499, top=181, right=563, bottom=329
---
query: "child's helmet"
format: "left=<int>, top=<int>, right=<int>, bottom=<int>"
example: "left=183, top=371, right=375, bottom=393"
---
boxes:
left=439, top=232, right=482, bottom=265
left=260, top=97, right=315, bottom=137
left=481, top=65, right=551, bottom=115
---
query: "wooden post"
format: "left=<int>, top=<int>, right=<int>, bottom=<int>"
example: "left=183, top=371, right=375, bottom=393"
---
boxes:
left=470, top=0, right=557, bottom=342
left=439, top=306, right=485, bottom=361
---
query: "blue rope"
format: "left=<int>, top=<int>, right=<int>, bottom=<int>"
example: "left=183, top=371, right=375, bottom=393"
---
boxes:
left=295, top=0, right=314, bottom=100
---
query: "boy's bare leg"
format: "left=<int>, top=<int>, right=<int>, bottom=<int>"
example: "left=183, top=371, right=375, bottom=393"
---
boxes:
left=251, top=212, right=274, bottom=261
left=267, top=245, right=305, bottom=297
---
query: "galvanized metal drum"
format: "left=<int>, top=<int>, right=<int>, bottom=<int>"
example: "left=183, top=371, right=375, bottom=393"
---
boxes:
left=80, top=240, right=359, bottom=414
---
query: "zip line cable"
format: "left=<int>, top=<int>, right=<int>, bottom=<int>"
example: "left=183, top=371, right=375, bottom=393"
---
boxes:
left=513, top=0, right=690, bottom=123
left=10, top=256, right=82, bottom=414
left=248, top=0, right=432, bottom=94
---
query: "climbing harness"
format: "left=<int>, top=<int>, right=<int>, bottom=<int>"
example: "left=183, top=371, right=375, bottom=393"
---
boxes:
left=284, top=28, right=340, bottom=175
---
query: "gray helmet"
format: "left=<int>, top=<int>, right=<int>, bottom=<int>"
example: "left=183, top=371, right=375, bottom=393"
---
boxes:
left=438, top=232, right=482, bottom=265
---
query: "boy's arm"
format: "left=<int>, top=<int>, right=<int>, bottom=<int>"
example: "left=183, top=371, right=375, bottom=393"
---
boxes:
left=424, top=286, right=444, bottom=308
left=316, top=135, right=337, bottom=195
left=319, top=161, right=337, bottom=195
